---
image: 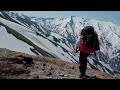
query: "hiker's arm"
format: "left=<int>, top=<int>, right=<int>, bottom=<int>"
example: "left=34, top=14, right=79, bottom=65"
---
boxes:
left=75, top=37, right=80, bottom=53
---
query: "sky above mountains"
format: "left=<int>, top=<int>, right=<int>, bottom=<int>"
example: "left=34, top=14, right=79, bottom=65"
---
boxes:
left=14, top=11, right=120, bottom=26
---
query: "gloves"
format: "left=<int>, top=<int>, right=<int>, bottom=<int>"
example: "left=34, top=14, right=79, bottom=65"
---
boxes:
left=90, top=52, right=96, bottom=58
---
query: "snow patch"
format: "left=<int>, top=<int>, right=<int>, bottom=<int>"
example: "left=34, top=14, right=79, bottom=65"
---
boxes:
left=0, top=26, right=35, bottom=55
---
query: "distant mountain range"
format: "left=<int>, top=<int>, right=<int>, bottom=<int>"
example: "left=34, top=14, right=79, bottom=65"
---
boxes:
left=0, top=11, right=120, bottom=77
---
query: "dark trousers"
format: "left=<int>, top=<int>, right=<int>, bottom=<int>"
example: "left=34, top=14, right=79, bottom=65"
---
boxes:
left=79, top=52, right=90, bottom=76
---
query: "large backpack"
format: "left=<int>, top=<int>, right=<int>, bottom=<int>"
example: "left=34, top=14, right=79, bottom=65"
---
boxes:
left=80, top=26, right=100, bottom=50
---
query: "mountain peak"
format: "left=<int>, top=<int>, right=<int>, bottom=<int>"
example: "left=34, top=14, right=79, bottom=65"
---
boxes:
left=0, top=11, right=120, bottom=78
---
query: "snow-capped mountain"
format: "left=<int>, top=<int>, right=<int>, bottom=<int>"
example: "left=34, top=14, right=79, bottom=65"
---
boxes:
left=32, top=15, right=120, bottom=76
left=0, top=11, right=120, bottom=77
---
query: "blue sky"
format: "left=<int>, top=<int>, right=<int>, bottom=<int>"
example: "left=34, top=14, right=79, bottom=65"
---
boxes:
left=15, top=11, right=120, bottom=25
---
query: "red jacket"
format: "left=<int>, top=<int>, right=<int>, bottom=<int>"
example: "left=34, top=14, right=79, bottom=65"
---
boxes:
left=79, top=37, right=96, bottom=53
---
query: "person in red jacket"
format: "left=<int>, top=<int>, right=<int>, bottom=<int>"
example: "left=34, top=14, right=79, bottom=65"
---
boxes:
left=75, top=26, right=100, bottom=79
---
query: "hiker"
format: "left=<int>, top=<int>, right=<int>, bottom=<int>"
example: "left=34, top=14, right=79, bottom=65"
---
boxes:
left=75, top=26, right=100, bottom=79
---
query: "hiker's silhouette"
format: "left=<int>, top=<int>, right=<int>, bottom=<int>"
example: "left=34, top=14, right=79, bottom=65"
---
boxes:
left=75, top=26, right=100, bottom=78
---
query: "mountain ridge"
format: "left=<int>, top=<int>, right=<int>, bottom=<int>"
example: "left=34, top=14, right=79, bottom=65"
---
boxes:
left=0, top=11, right=120, bottom=77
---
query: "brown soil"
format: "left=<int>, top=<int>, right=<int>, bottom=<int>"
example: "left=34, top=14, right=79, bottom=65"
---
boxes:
left=0, top=48, right=118, bottom=79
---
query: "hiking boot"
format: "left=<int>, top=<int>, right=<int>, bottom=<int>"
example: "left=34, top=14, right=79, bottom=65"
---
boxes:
left=79, top=75, right=86, bottom=79
left=79, top=75, right=90, bottom=79
left=84, top=75, right=90, bottom=78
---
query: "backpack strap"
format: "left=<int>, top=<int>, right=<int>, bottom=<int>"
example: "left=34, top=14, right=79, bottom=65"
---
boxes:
left=93, top=32, right=96, bottom=48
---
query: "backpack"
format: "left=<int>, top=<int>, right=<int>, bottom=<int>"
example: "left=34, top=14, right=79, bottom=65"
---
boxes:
left=80, top=26, right=100, bottom=50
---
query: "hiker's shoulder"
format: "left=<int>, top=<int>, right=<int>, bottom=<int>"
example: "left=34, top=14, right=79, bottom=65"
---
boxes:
left=76, top=36, right=81, bottom=41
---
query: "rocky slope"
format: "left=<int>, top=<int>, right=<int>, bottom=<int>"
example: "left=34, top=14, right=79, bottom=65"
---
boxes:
left=0, top=11, right=119, bottom=77
left=0, top=48, right=117, bottom=79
